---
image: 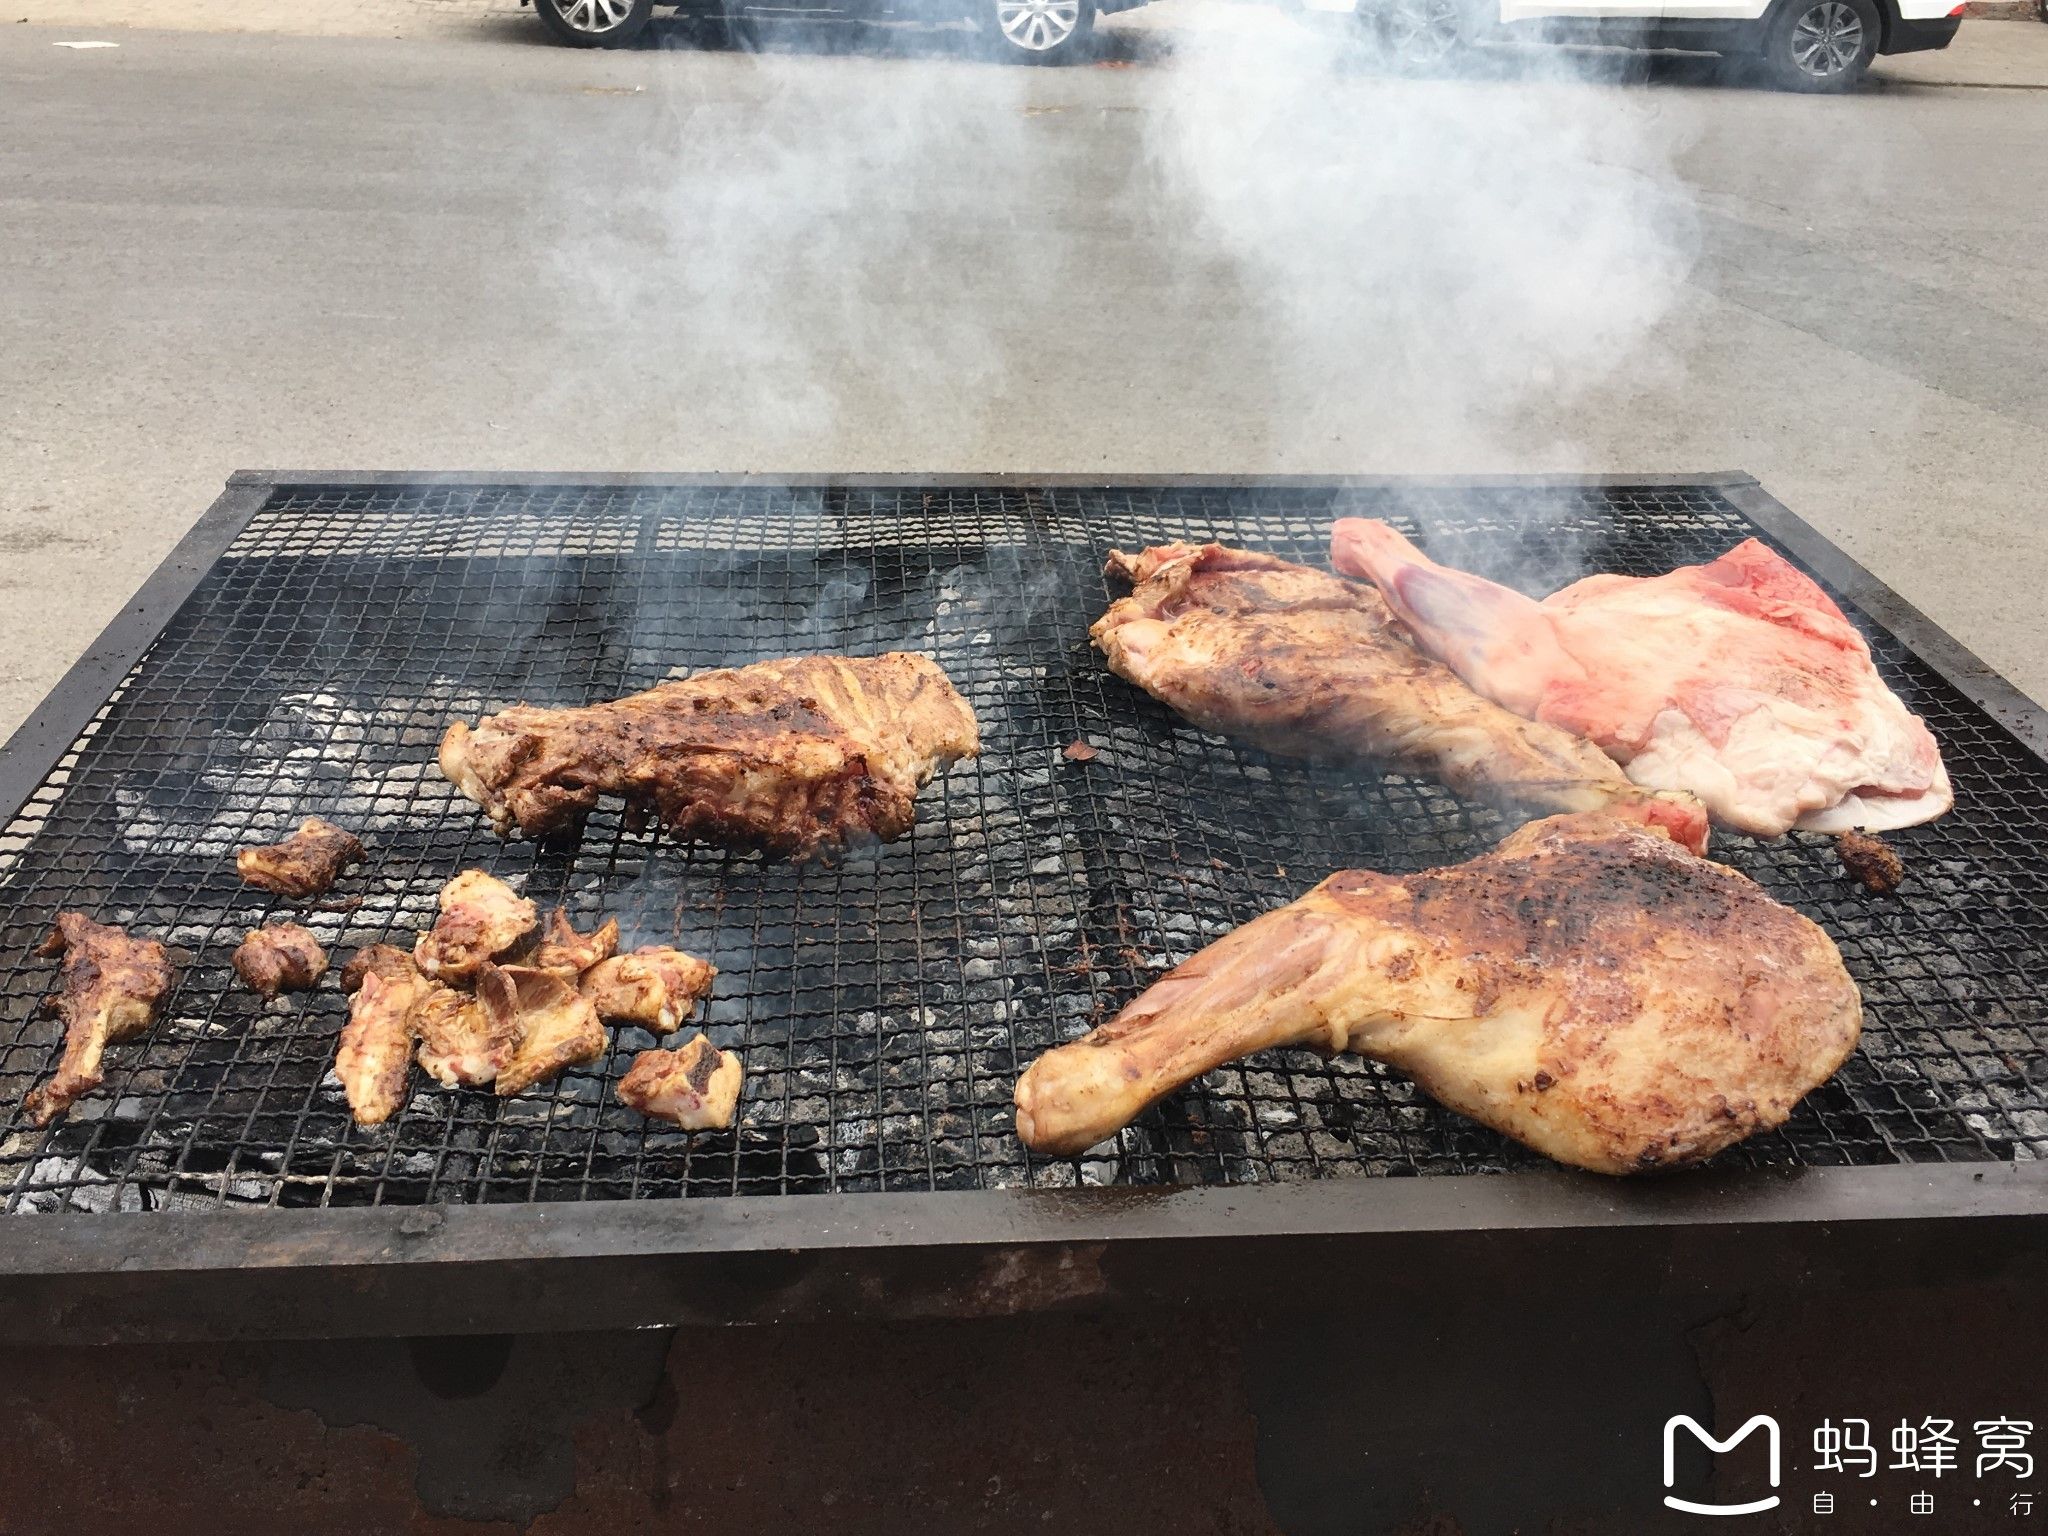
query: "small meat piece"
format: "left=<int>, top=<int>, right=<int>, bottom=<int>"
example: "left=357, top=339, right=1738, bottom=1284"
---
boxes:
left=235, top=817, right=366, bottom=899
left=1836, top=830, right=1904, bottom=894
left=532, top=909, right=619, bottom=977
left=1062, top=740, right=1099, bottom=763
left=618, top=1035, right=743, bottom=1130
left=22, top=913, right=176, bottom=1128
left=489, top=965, right=608, bottom=1097
left=412, top=974, right=521, bottom=1090
left=337, top=955, right=429, bottom=1126
left=413, top=870, right=537, bottom=983
left=580, top=946, right=717, bottom=1035
left=231, top=922, right=328, bottom=999
left=341, top=942, right=416, bottom=995
left=438, top=651, right=980, bottom=862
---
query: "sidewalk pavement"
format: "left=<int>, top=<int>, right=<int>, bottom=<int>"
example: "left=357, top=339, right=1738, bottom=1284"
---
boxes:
left=14, top=0, right=2048, bottom=84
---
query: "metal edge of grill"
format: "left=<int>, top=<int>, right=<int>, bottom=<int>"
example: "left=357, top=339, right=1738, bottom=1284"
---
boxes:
left=0, top=470, right=2044, bottom=1345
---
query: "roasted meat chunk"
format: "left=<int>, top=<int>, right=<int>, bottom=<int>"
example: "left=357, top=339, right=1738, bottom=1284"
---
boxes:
left=337, top=950, right=431, bottom=1126
left=580, top=946, right=716, bottom=1035
left=413, top=870, right=537, bottom=983
left=1013, top=812, right=1862, bottom=1174
left=1332, top=521, right=1951, bottom=837
left=618, top=1035, right=743, bottom=1131
left=532, top=909, right=619, bottom=977
left=235, top=816, right=366, bottom=899
left=412, top=974, right=521, bottom=1090
left=232, top=922, right=329, bottom=998
left=487, top=966, right=607, bottom=1097
left=22, top=913, right=176, bottom=1128
left=438, top=652, right=980, bottom=862
left=1094, top=544, right=1708, bottom=854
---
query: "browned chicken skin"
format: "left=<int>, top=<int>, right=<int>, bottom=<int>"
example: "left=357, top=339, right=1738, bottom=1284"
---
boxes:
left=413, top=870, right=537, bottom=983
left=532, top=909, right=619, bottom=977
left=1093, top=544, right=1710, bottom=854
left=232, top=922, right=329, bottom=998
left=581, top=946, right=717, bottom=1035
left=22, top=913, right=176, bottom=1127
left=437, top=652, right=981, bottom=862
left=235, top=816, right=366, bottom=899
left=1013, top=813, right=1862, bottom=1174
left=618, top=1035, right=743, bottom=1130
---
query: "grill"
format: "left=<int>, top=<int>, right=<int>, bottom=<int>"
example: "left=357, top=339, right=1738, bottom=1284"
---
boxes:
left=2, top=475, right=2045, bottom=1231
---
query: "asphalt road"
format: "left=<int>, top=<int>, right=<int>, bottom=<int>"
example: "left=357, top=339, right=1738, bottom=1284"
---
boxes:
left=2, top=16, right=2045, bottom=742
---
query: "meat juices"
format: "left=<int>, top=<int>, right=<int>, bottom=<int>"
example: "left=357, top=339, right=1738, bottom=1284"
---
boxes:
left=437, top=651, right=980, bottom=862
left=232, top=922, right=329, bottom=998
left=1331, top=521, right=1952, bottom=838
left=1014, top=812, right=1862, bottom=1175
left=235, top=817, right=366, bottom=899
left=22, top=913, right=177, bottom=1127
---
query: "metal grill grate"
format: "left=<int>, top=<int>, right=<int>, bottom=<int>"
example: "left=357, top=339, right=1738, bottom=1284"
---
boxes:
left=2, top=482, right=2044, bottom=1214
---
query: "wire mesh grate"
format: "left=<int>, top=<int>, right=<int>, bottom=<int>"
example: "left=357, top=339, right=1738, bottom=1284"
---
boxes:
left=2, top=481, right=2043, bottom=1214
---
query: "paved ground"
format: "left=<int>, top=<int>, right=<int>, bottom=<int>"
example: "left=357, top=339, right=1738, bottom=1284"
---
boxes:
left=1, top=13, right=2045, bottom=745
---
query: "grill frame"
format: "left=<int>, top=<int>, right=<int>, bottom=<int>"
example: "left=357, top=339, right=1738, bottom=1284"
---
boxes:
left=1, top=470, right=2044, bottom=1344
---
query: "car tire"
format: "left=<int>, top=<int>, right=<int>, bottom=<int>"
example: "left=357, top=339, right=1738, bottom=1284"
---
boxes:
left=1757, top=0, right=1879, bottom=90
left=1373, top=0, right=1476, bottom=73
left=988, top=0, right=1096, bottom=63
left=535, top=0, right=656, bottom=47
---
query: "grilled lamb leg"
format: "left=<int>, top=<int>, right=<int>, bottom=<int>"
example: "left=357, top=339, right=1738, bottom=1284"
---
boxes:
left=22, top=913, right=176, bottom=1127
left=1094, top=544, right=1708, bottom=853
left=438, top=652, right=980, bottom=862
left=1013, top=812, right=1861, bottom=1174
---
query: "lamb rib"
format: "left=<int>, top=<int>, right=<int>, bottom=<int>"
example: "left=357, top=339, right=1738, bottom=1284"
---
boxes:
left=1012, top=812, right=1861, bottom=1174
left=1093, top=543, right=1708, bottom=852
left=439, top=652, right=980, bottom=863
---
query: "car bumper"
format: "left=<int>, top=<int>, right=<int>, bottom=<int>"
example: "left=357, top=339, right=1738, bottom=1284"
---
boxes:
left=1882, top=10, right=1960, bottom=51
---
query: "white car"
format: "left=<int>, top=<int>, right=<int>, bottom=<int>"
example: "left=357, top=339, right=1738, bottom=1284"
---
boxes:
left=1311, top=0, right=1961, bottom=88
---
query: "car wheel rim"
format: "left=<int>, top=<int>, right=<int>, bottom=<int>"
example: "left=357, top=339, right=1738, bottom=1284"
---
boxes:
left=560, top=0, right=633, bottom=31
left=1385, top=0, right=1459, bottom=61
left=996, top=0, right=1080, bottom=50
left=1790, top=0, right=1863, bottom=77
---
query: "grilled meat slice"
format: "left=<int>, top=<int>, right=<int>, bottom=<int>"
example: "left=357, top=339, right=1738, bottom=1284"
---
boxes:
left=532, top=909, right=619, bottom=977
left=235, top=816, right=366, bottom=899
left=618, top=1035, right=743, bottom=1130
left=338, top=952, right=430, bottom=1126
left=580, top=946, right=717, bottom=1035
left=412, top=972, right=522, bottom=1090
left=1331, top=521, right=1951, bottom=837
left=1836, top=830, right=1904, bottom=894
left=489, top=966, right=607, bottom=1097
left=1094, top=544, right=1708, bottom=854
left=1013, top=812, right=1861, bottom=1174
left=438, top=652, right=981, bottom=862
left=413, top=870, right=537, bottom=983
left=232, top=922, right=328, bottom=999
left=22, top=914, right=176, bottom=1128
